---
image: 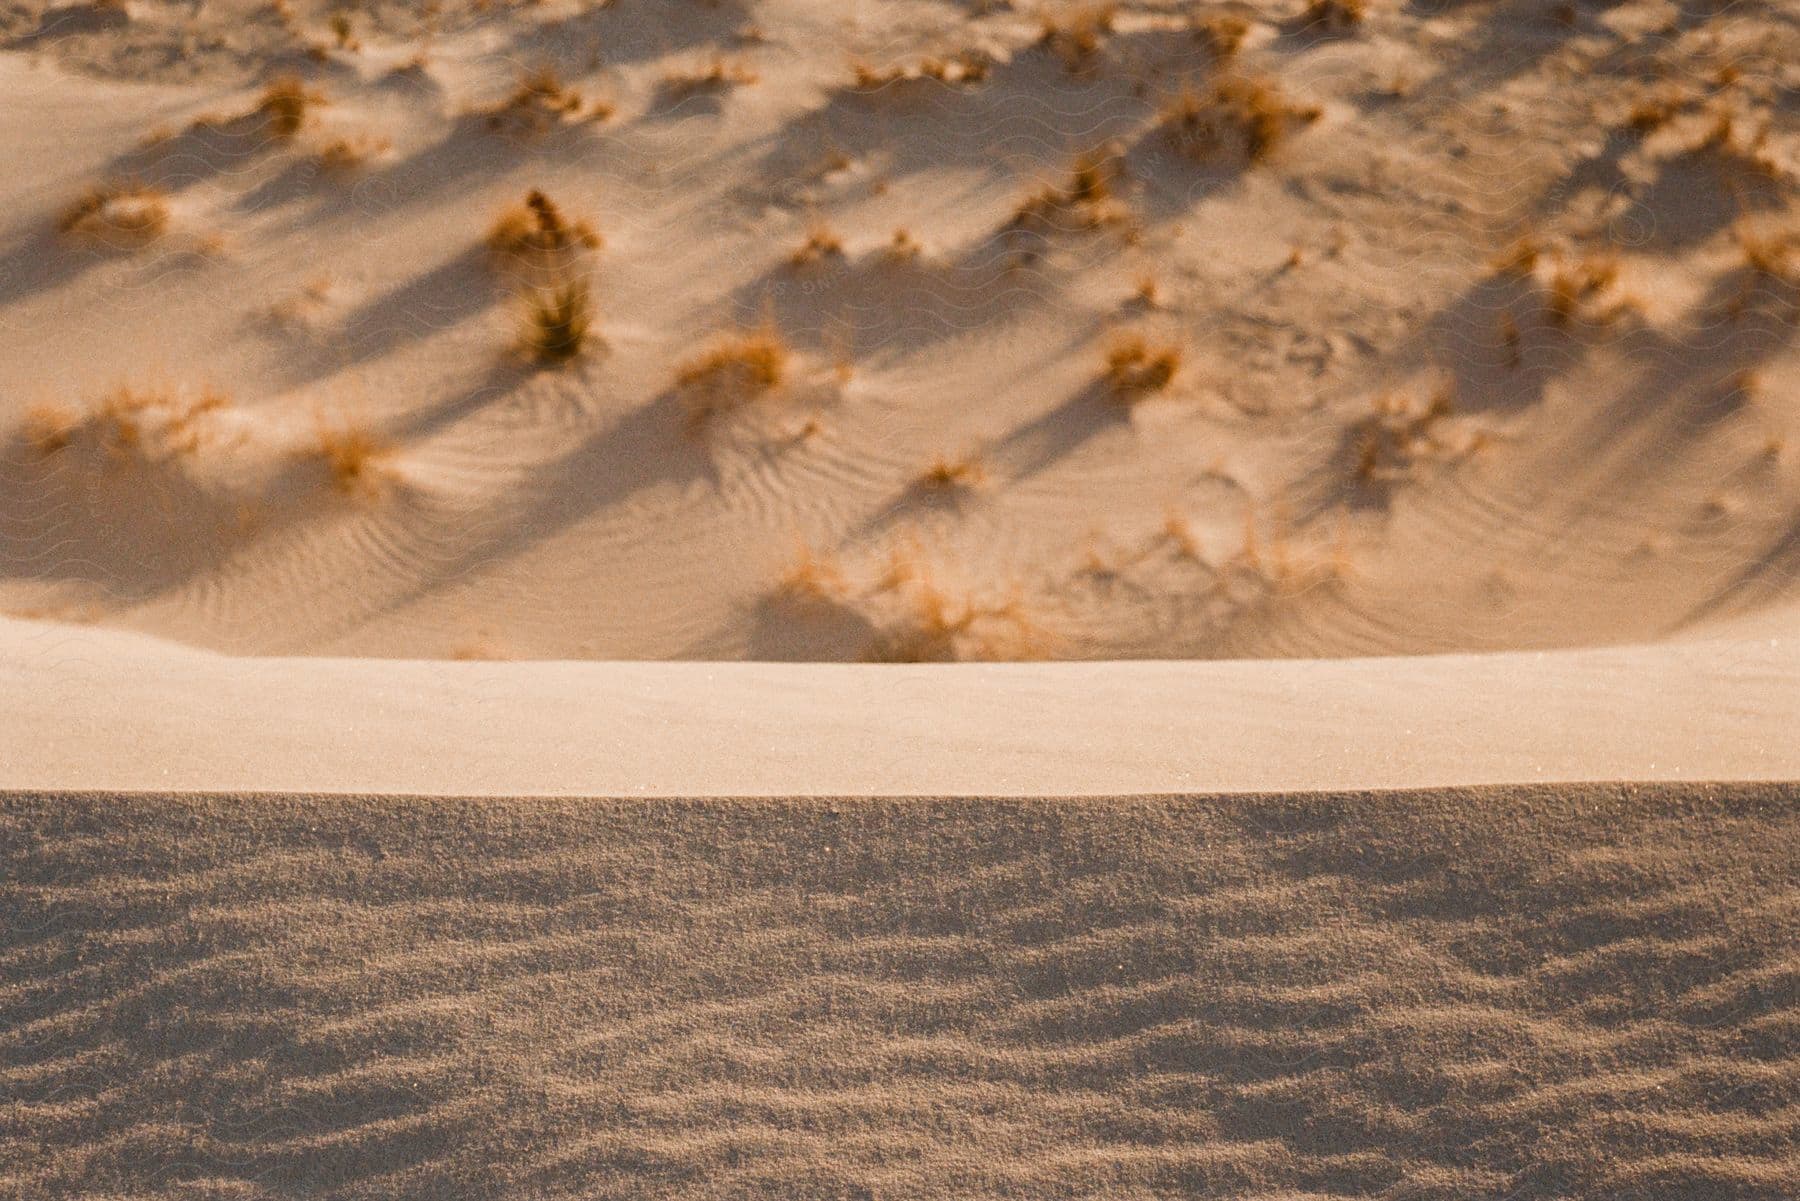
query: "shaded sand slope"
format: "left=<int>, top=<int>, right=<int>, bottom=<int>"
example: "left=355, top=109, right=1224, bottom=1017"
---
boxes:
left=4, top=786, right=1797, bottom=1199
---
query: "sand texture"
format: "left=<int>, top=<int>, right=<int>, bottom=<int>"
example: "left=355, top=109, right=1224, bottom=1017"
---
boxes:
left=0, top=0, right=1796, bottom=663
left=3, top=5, right=1797, bottom=1193
left=2, top=0, right=1799, bottom=796
left=3, top=785, right=1797, bottom=1199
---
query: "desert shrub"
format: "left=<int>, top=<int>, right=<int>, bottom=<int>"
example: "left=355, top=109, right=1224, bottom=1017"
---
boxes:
left=676, top=329, right=790, bottom=427
left=60, top=182, right=169, bottom=246
left=1160, top=76, right=1321, bottom=165
left=1103, top=335, right=1182, bottom=399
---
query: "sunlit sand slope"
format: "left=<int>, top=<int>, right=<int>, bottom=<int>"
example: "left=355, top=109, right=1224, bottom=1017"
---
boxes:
left=2, top=1, right=1797, bottom=660
left=4, top=786, right=1795, bottom=1199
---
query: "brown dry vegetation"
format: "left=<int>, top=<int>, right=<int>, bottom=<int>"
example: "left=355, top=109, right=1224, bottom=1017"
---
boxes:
left=1103, top=334, right=1182, bottom=400
left=24, top=385, right=230, bottom=461
left=1300, top=0, right=1369, bottom=34
left=487, top=65, right=601, bottom=135
left=677, top=328, right=791, bottom=428
left=258, top=75, right=320, bottom=138
left=488, top=190, right=601, bottom=277
left=1352, top=382, right=1460, bottom=487
left=1038, top=3, right=1117, bottom=72
left=1490, top=232, right=1546, bottom=277
left=1544, top=253, right=1627, bottom=327
left=519, top=279, right=595, bottom=365
left=919, top=449, right=987, bottom=492
left=1159, top=75, right=1322, bottom=165
left=850, top=50, right=991, bottom=90
left=1193, top=12, right=1251, bottom=61
left=313, top=414, right=395, bottom=496
left=59, top=181, right=169, bottom=245
left=868, top=577, right=1048, bottom=661
left=789, top=221, right=846, bottom=267
left=1009, top=147, right=1131, bottom=235
left=884, top=227, right=924, bottom=261
left=774, top=540, right=850, bottom=606
left=3, top=0, right=1799, bottom=673
left=661, top=55, right=759, bottom=97
left=314, top=132, right=388, bottom=173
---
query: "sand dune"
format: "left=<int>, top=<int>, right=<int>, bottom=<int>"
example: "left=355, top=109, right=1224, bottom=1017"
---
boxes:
left=6, top=0, right=1793, bottom=792
left=1, top=0, right=1796, bottom=660
left=3, top=786, right=1795, bottom=1199
left=4, top=7, right=1797, bottom=1196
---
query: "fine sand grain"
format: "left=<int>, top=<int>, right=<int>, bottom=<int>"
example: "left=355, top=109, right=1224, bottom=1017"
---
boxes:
left=3, top=785, right=1796, bottom=1199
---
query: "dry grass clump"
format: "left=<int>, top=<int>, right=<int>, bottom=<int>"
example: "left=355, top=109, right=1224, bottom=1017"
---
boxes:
left=850, top=61, right=901, bottom=90
left=1008, top=147, right=1130, bottom=235
left=59, top=181, right=169, bottom=246
left=24, top=385, right=231, bottom=462
left=1103, top=334, right=1182, bottom=400
left=919, top=450, right=987, bottom=492
left=661, top=56, right=759, bottom=98
left=1352, top=382, right=1456, bottom=486
left=313, top=415, right=395, bottom=496
left=1193, top=12, right=1251, bottom=61
left=850, top=51, right=991, bottom=90
left=1624, top=88, right=1686, bottom=135
left=259, top=75, right=322, bottom=138
left=519, top=279, right=595, bottom=365
left=773, top=542, right=1049, bottom=660
left=314, top=133, right=388, bottom=173
left=488, top=191, right=601, bottom=364
left=1066, top=150, right=1121, bottom=206
left=1493, top=238, right=1637, bottom=327
left=488, top=190, right=601, bottom=278
left=868, top=579, right=1048, bottom=662
left=1544, top=253, right=1624, bottom=326
left=770, top=536, right=1052, bottom=659
left=676, top=327, right=791, bottom=428
left=873, top=535, right=928, bottom=593
left=1038, top=3, right=1117, bottom=71
left=1299, top=0, right=1368, bottom=34
left=789, top=221, right=846, bottom=267
left=884, top=227, right=924, bottom=261
left=1159, top=76, right=1321, bottom=166
left=488, top=66, right=606, bottom=135
left=1489, top=232, right=1545, bottom=277
left=912, top=51, right=992, bottom=85
left=775, top=541, right=851, bottom=607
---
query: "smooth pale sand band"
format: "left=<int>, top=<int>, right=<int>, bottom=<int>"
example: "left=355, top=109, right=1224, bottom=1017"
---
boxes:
left=6, top=619, right=1796, bottom=796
